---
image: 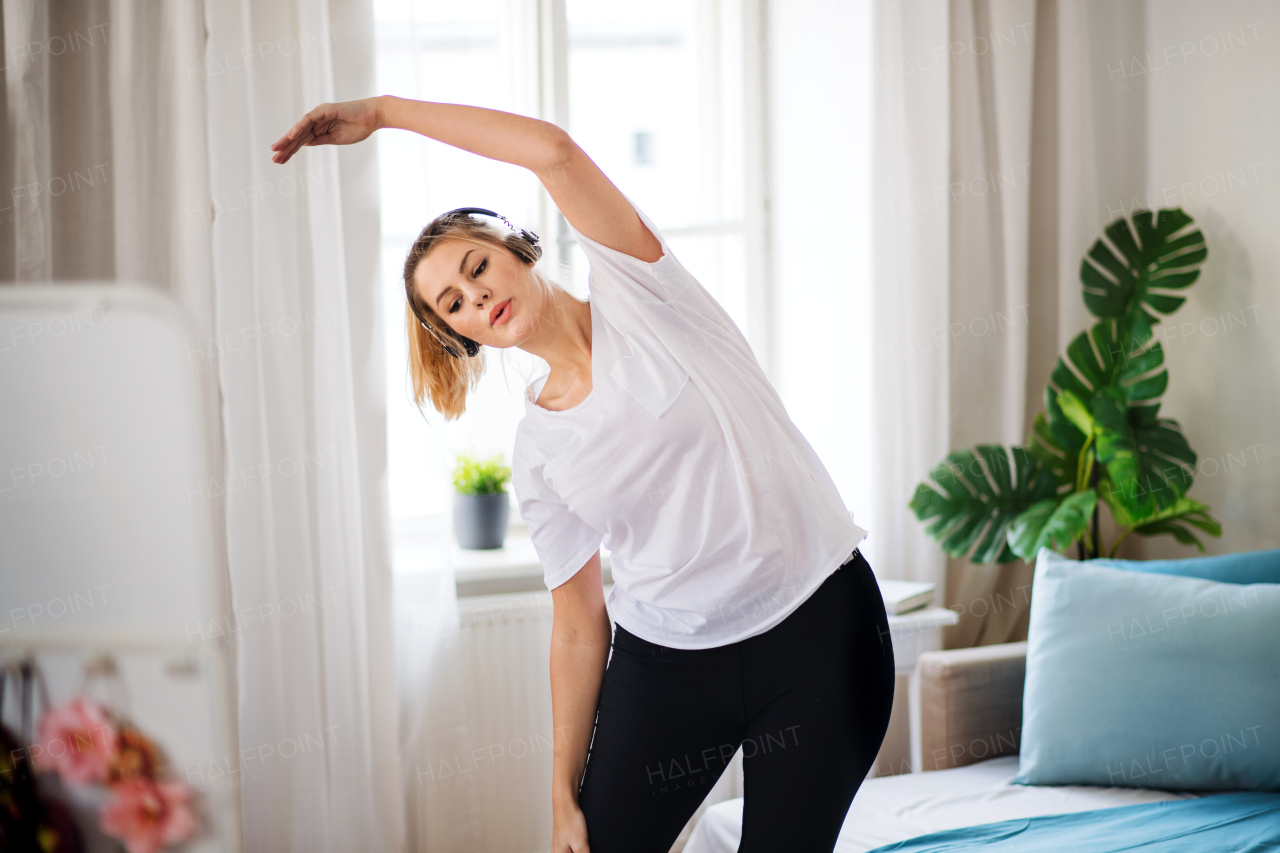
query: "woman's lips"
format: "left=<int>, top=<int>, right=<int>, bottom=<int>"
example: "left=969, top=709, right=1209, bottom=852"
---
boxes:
left=491, top=299, right=512, bottom=326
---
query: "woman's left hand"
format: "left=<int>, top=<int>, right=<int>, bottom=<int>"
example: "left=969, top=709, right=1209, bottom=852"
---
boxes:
left=270, top=98, right=382, bottom=164
left=551, top=801, right=591, bottom=853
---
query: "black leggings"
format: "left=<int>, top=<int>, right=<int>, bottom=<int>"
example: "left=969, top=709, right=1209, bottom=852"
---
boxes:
left=577, top=550, right=895, bottom=853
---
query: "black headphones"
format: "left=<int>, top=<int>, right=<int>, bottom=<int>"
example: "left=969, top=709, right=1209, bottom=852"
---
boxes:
left=412, top=208, right=542, bottom=359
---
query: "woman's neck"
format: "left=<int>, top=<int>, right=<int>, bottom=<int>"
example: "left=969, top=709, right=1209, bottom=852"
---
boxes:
left=521, top=288, right=591, bottom=381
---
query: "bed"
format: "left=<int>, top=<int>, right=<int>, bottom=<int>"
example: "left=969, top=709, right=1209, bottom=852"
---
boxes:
left=684, top=567, right=1280, bottom=853
left=684, top=754, right=1218, bottom=852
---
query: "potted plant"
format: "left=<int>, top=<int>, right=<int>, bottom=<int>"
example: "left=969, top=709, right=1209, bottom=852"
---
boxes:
left=910, top=208, right=1221, bottom=562
left=452, top=451, right=513, bottom=549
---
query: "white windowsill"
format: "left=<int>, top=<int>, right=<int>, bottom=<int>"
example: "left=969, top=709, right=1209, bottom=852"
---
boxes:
left=449, top=533, right=614, bottom=596
left=391, top=512, right=612, bottom=597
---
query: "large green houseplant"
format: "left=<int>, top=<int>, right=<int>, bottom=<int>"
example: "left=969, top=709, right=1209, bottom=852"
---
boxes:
left=910, top=208, right=1221, bottom=562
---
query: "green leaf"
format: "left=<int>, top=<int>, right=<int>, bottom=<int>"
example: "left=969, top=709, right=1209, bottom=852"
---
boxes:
left=1137, top=518, right=1216, bottom=551
left=1044, top=385, right=1087, bottom=462
left=1007, top=490, right=1098, bottom=560
left=1029, top=411, right=1077, bottom=487
left=1080, top=208, right=1208, bottom=325
left=1092, top=393, right=1196, bottom=517
left=1056, top=389, right=1095, bottom=436
left=452, top=451, right=512, bottom=495
left=908, top=445, right=1059, bottom=564
left=1045, top=318, right=1170, bottom=458
left=1052, top=320, right=1168, bottom=408
left=1105, top=496, right=1223, bottom=555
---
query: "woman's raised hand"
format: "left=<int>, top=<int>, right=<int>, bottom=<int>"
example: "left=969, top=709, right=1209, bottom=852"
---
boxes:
left=270, top=98, right=382, bottom=164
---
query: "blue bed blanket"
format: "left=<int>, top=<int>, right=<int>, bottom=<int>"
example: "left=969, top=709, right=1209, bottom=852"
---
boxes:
left=866, top=791, right=1280, bottom=852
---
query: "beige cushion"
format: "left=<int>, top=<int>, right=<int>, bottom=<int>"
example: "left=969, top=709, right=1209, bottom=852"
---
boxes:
left=918, top=642, right=1027, bottom=771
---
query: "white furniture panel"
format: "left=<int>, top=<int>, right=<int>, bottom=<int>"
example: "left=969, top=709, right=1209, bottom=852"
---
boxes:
left=0, top=285, right=241, bottom=853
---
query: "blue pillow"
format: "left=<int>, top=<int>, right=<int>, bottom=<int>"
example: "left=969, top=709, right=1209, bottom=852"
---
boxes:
left=1087, top=547, right=1280, bottom=585
left=1014, top=547, right=1280, bottom=791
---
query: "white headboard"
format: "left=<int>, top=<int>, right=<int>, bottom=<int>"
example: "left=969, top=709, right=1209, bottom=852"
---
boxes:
left=0, top=284, right=241, bottom=852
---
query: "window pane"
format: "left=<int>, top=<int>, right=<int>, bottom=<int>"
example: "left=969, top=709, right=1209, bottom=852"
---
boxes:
left=566, top=0, right=744, bottom=228
left=375, top=0, right=541, bottom=231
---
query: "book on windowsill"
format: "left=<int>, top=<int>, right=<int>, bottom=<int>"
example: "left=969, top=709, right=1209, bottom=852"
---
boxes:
left=876, top=579, right=936, bottom=615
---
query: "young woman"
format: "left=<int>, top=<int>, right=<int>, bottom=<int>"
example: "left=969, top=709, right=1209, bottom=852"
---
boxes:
left=271, top=96, right=895, bottom=853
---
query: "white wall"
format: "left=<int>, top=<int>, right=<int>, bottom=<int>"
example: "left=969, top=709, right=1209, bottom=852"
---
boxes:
left=1134, top=0, right=1280, bottom=557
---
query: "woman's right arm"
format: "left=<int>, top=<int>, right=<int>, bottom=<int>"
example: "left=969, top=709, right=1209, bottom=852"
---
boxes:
left=548, top=549, right=611, bottom=853
left=270, top=95, right=662, bottom=263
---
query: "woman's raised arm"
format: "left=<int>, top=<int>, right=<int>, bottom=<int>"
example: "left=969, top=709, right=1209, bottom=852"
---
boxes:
left=269, top=95, right=662, bottom=263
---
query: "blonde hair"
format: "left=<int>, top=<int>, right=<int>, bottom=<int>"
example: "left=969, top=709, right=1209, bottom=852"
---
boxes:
left=402, top=211, right=563, bottom=420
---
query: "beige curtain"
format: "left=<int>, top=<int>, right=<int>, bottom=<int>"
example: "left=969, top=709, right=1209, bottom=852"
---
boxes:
left=871, top=0, right=1150, bottom=647
left=948, top=0, right=1154, bottom=647
left=940, top=0, right=1038, bottom=648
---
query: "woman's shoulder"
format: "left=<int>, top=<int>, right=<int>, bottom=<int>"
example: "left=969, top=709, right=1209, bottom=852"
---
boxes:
left=572, top=199, right=751, bottom=355
left=569, top=196, right=668, bottom=264
left=570, top=199, right=690, bottom=304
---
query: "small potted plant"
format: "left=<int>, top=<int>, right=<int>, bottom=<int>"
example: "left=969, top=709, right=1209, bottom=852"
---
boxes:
left=452, top=451, right=512, bottom=549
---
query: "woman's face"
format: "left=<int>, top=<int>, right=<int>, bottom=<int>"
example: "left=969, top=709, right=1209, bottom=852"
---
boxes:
left=412, top=237, right=541, bottom=349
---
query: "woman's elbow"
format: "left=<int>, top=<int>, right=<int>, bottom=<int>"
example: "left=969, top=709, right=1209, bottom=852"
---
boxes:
left=551, top=599, right=609, bottom=648
left=535, top=125, right=578, bottom=175
left=552, top=619, right=607, bottom=649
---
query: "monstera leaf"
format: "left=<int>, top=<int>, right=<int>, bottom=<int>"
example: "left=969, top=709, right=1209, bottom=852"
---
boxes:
left=1041, top=387, right=1087, bottom=477
left=1028, top=410, right=1077, bottom=487
left=1046, top=319, right=1169, bottom=447
left=1104, top=495, right=1222, bottom=557
left=1055, top=318, right=1168, bottom=403
left=1007, top=489, right=1098, bottom=560
left=909, top=446, right=1058, bottom=564
left=1080, top=208, right=1207, bottom=325
left=1091, top=390, right=1196, bottom=517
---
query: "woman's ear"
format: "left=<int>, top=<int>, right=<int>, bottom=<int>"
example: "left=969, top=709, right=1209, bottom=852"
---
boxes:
left=442, top=327, right=481, bottom=358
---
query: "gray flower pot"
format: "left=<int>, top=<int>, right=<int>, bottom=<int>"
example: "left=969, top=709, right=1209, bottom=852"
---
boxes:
left=453, top=491, right=510, bottom=549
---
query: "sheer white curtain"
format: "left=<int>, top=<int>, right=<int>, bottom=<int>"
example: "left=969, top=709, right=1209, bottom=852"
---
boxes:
left=202, top=1, right=401, bottom=849
left=1, top=1, right=404, bottom=850
left=867, top=0, right=952, bottom=596
left=395, top=564, right=477, bottom=851
left=869, top=0, right=1147, bottom=646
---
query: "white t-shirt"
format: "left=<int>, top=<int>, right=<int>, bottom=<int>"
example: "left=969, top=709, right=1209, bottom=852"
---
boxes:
left=511, top=201, right=867, bottom=650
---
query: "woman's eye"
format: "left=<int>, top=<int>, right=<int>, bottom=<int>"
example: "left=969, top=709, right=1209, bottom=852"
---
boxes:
left=475, top=259, right=487, bottom=276
left=449, top=298, right=461, bottom=314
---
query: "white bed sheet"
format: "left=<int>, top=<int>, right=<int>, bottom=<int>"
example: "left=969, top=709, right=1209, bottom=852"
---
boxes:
left=682, top=756, right=1203, bottom=853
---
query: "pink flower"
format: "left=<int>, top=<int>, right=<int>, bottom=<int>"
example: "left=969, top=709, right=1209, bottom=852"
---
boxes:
left=101, top=778, right=198, bottom=853
left=35, top=697, right=119, bottom=785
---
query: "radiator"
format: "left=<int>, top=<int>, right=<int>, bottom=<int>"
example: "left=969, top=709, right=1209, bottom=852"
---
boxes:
left=398, top=582, right=743, bottom=853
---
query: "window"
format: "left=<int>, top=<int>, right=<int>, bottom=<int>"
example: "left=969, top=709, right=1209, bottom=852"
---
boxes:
left=564, top=0, right=752, bottom=327
left=374, top=0, right=764, bottom=531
